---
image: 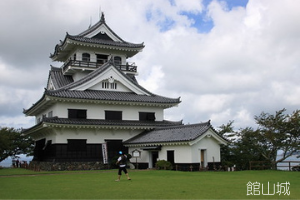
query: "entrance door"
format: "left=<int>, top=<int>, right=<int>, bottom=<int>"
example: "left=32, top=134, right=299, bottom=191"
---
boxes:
left=151, top=151, right=158, bottom=168
left=200, top=149, right=206, bottom=169
left=167, top=150, right=174, bottom=164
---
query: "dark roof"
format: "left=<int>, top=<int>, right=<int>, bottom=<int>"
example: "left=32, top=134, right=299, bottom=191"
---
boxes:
left=48, top=66, right=73, bottom=89
left=24, top=63, right=180, bottom=115
left=45, top=90, right=179, bottom=104
left=44, top=117, right=182, bottom=126
left=48, top=64, right=138, bottom=90
left=46, top=62, right=179, bottom=103
left=50, top=13, right=144, bottom=60
left=22, top=117, right=183, bottom=135
left=46, top=63, right=180, bottom=104
left=58, top=62, right=114, bottom=90
left=67, top=35, right=144, bottom=49
left=124, top=121, right=219, bottom=144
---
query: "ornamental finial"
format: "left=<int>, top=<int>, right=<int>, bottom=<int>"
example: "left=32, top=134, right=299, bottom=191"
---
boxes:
left=100, top=12, right=105, bottom=23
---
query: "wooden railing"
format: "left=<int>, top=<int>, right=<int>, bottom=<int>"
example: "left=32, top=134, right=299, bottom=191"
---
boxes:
left=62, top=60, right=102, bottom=73
left=249, top=161, right=272, bottom=170
left=62, top=60, right=137, bottom=74
left=250, top=161, right=300, bottom=171
left=277, top=161, right=300, bottom=171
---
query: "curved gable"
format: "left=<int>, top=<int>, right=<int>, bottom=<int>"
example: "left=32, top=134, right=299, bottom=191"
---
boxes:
left=65, top=63, right=151, bottom=95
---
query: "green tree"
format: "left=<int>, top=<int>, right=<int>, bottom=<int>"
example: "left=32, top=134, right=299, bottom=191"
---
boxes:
left=218, top=121, right=236, bottom=167
left=218, top=122, right=267, bottom=170
left=0, top=127, right=34, bottom=162
left=219, top=109, right=300, bottom=170
left=233, top=127, right=269, bottom=170
left=254, top=108, right=300, bottom=169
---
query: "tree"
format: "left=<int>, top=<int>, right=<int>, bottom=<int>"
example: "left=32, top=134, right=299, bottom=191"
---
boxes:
left=0, top=127, right=34, bottom=162
left=218, top=121, right=236, bottom=168
left=219, top=122, right=267, bottom=170
left=254, top=108, right=300, bottom=169
left=220, top=109, right=300, bottom=170
left=233, top=127, right=269, bottom=170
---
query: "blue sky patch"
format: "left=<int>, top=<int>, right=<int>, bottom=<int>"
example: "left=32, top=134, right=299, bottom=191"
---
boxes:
left=182, top=0, right=249, bottom=33
left=146, top=0, right=249, bottom=33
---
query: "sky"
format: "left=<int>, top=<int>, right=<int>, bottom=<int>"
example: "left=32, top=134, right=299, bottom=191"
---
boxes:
left=0, top=0, right=300, bottom=130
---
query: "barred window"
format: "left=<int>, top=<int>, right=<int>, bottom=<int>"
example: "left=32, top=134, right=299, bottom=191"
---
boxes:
left=102, top=82, right=109, bottom=89
left=82, top=53, right=90, bottom=62
left=139, top=112, right=156, bottom=121
left=110, top=82, right=117, bottom=89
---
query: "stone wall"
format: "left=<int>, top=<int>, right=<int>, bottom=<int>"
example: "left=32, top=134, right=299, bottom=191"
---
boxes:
left=29, top=161, right=106, bottom=171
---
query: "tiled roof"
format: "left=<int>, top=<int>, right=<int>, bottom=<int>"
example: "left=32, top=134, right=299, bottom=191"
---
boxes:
left=24, top=63, right=180, bottom=115
left=49, top=64, right=138, bottom=90
left=124, top=121, right=214, bottom=144
left=58, top=62, right=111, bottom=90
left=49, top=66, right=73, bottom=88
left=43, top=117, right=182, bottom=126
left=77, top=13, right=144, bottom=49
left=67, top=35, right=144, bottom=49
left=50, top=14, right=144, bottom=60
left=45, top=63, right=180, bottom=104
left=22, top=117, right=183, bottom=135
left=45, top=90, right=180, bottom=104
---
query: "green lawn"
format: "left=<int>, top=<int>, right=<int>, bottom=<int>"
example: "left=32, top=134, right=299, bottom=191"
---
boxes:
left=0, top=168, right=299, bottom=199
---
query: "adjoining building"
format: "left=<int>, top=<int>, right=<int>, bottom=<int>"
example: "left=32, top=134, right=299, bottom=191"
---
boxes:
left=23, top=13, right=228, bottom=170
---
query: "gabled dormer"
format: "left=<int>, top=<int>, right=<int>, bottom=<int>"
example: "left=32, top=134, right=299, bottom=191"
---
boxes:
left=50, top=13, right=144, bottom=78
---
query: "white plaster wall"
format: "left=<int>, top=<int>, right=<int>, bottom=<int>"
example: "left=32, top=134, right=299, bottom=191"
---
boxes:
left=159, top=145, right=192, bottom=163
left=191, top=135, right=221, bottom=163
left=42, top=102, right=164, bottom=121
left=72, top=71, right=91, bottom=82
left=89, top=80, right=131, bottom=92
left=127, top=133, right=222, bottom=165
left=45, top=128, right=142, bottom=144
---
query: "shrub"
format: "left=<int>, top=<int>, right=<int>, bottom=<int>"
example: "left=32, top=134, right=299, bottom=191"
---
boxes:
left=155, top=160, right=173, bottom=170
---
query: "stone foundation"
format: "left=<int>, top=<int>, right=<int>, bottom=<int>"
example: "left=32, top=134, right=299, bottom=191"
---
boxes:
left=29, top=161, right=106, bottom=171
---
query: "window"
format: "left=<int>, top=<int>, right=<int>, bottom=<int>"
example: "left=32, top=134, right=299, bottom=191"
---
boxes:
left=82, top=53, right=90, bottom=62
left=139, top=112, right=156, bottom=121
left=102, top=81, right=117, bottom=89
left=110, top=82, right=117, bottom=89
left=102, top=82, right=109, bottom=89
left=48, top=111, right=53, bottom=118
left=114, top=56, right=121, bottom=65
left=96, top=54, right=108, bottom=64
left=68, top=109, right=87, bottom=119
left=105, top=111, right=122, bottom=120
left=67, top=139, right=87, bottom=151
left=167, top=150, right=175, bottom=164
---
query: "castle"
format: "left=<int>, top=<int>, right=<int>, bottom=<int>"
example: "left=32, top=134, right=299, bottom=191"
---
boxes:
left=23, top=14, right=227, bottom=170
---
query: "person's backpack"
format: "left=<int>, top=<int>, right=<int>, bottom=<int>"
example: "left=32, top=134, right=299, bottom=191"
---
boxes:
left=119, top=155, right=127, bottom=166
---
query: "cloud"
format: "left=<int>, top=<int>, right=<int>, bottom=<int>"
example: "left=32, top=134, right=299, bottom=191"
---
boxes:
left=1, top=0, right=300, bottom=131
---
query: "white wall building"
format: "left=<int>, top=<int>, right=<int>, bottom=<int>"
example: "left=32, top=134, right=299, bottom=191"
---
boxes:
left=23, top=13, right=228, bottom=170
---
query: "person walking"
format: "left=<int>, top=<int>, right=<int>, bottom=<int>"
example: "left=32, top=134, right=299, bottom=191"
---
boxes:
left=115, top=151, right=131, bottom=181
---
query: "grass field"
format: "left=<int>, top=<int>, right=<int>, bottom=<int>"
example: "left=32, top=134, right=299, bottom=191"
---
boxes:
left=0, top=168, right=299, bottom=199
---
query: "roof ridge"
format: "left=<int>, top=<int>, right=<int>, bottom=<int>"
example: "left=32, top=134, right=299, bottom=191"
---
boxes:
left=154, top=121, right=211, bottom=131
left=50, top=65, right=61, bottom=71
left=56, top=62, right=111, bottom=91
left=77, top=13, right=124, bottom=43
left=48, top=62, right=180, bottom=102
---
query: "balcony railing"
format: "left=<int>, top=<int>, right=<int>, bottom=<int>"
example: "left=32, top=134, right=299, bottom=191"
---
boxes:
left=62, top=60, right=137, bottom=74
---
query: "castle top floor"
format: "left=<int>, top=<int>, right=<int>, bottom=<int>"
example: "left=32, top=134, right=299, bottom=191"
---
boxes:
left=50, top=13, right=144, bottom=76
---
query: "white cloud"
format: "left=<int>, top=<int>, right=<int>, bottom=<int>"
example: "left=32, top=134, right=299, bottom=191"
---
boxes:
left=1, top=0, right=300, bottom=130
